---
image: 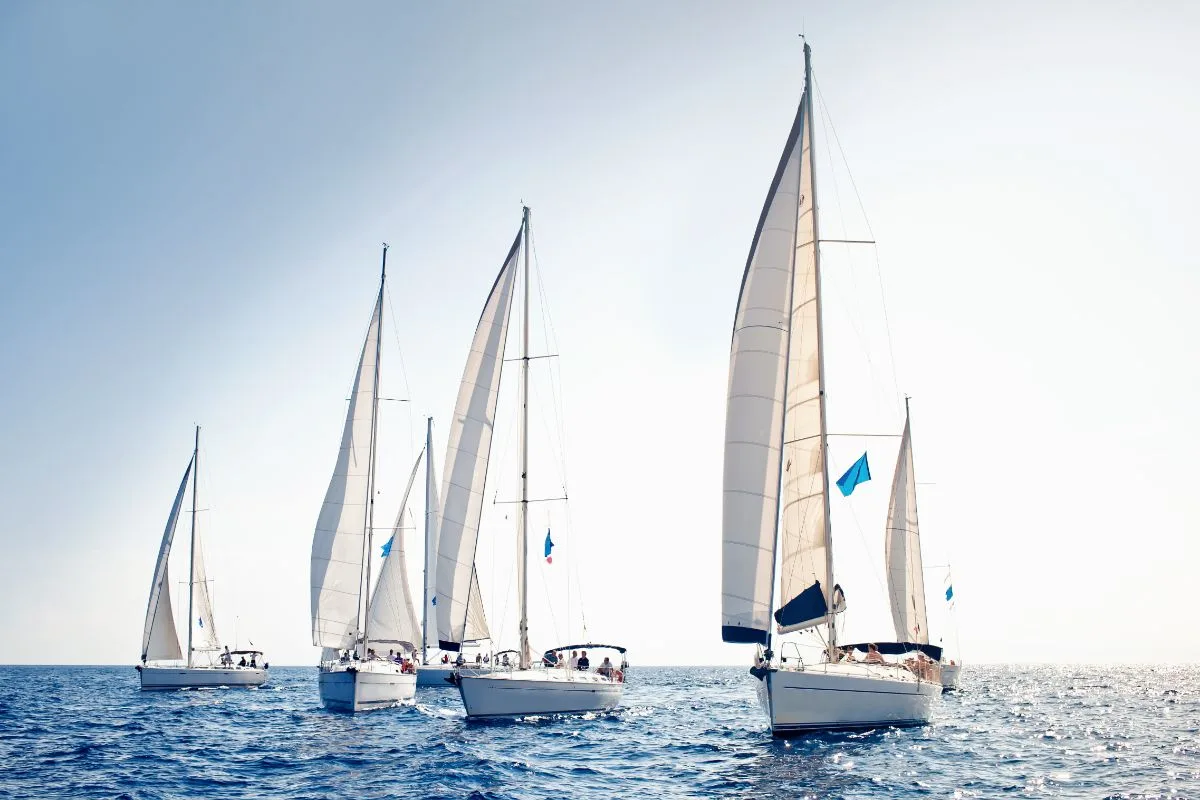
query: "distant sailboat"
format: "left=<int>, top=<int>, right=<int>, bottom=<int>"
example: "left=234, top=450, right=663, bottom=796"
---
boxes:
left=721, top=42, right=939, bottom=735
left=310, top=245, right=418, bottom=712
left=415, top=416, right=492, bottom=688
left=137, top=426, right=267, bottom=690
left=435, top=207, right=625, bottom=718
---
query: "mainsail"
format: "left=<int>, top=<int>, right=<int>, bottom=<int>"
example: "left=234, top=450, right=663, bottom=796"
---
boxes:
left=310, top=296, right=382, bottom=650
left=141, top=458, right=192, bottom=662
left=366, top=450, right=424, bottom=651
left=885, top=408, right=928, bottom=644
left=434, top=231, right=521, bottom=649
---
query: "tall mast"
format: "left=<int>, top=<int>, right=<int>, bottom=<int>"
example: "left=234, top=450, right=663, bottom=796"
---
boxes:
left=517, top=206, right=531, bottom=670
left=802, top=42, right=838, bottom=662
left=422, top=415, right=433, bottom=665
left=186, top=425, right=199, bottom=669
left=359, top=244, right=387, bottom=658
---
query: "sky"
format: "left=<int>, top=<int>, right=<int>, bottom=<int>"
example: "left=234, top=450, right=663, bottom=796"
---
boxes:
left=1, top=1, right=1198, bottom=666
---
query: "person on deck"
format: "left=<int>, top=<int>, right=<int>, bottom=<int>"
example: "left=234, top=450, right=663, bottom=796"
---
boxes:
left=238, top=656, right=247, bottom=667
left=577, top=650, right=591, bottom=670
left=864, top=644, right=885, bottom=664
left=597, top=656, right=613, bottom=677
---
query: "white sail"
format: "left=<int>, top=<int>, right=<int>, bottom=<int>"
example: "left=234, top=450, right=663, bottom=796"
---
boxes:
left=776, top=84, right=837, bottom=635
left=423, top=428, right=441, bottom=656
left=366, top=450, right=424, bottom=651
left=189, top=531, right=222, bottom=658
left=434, top=230, right=521, bottom=649
left=464, top=567, right=491, bottom=642
left=310, top=297, right=381, bottom=649
left=885, top=411, right=928, bottom=643
left=721, top=100, right=806, bottom=645
left=141, top=458, right=192, bottom=662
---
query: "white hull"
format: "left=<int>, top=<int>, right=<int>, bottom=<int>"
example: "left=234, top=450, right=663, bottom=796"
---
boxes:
left=756, top=662, right=937, bottom=735
left=458, top=669, right=623, bottom=719
left=318, top=661, right=416, bottom=712
left=416, top=663, right=488, bottom=687
left=138, top=665, right=267, bottom=690
left=940, top=663, right=962, bottom=690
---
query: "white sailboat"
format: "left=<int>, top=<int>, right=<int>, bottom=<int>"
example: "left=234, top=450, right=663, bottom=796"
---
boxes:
left=310, top=246, right=417, bottom=712
left=435, top=207, right=625, bottom=719
left=939, top=566, right=963, bottom=690
left=137, top=426, right=267, bottom=690
left=721, top=42, right=938, bottom=735
left=415, top=416, right=492, bottom=688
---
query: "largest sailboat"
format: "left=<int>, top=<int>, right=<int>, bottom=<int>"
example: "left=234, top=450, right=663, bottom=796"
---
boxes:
left=721, top=42, right=939, bottom=735
left=435, top=207, right=625, bottom=718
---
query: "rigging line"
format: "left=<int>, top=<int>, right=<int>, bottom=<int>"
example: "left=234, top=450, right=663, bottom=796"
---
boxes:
left=825, top=449, right=888, bottom=599
left=813, top=71, right=903, bottom=415
left=529, top=227, right=571, bottom=497
left=384, top=283, right=418, bottom=461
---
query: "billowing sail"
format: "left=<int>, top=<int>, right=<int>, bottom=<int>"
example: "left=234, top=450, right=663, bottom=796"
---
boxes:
left=776, top=78, right=837, bottom=635
left=189, top=532, right=221, bottom=660
left=464, top=567, right=490, bottom=642
left=310, top=297, right=381, bottom=649
left=886, top=412, right=928, bottom=643
left=435, top=230, right=521, bottom=649
left=141, top=458, right=192, bottom=662
left=721, top=98, right=807, bottom=645
left=366, top=450, right=424, bottom=651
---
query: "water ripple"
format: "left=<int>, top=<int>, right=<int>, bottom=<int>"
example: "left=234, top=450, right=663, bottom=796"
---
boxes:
left=0, top=665, right=1197, bottom=798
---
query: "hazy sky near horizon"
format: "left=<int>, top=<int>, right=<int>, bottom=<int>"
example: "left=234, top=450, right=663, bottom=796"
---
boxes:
left=2, top=1, right=1198, bottom=666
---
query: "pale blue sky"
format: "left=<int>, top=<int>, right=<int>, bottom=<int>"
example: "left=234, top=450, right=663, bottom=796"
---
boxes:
left=1, top=2, right=1197, bottom=665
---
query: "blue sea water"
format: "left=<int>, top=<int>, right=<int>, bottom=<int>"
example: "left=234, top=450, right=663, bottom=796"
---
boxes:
left=0, top=665, right=1196, bottom=799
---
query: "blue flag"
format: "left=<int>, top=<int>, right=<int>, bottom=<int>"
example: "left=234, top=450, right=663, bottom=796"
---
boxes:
left=380, top=535, right=393, bottom=558
left=835, top=452, right=871, bottom=496
left=544, top=529, right=554, bottom=564
left=945, top=585, right=954, bottom=602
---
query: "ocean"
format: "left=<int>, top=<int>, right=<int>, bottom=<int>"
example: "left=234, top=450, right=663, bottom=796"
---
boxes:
left=0, top=665, right=1196, bottom=799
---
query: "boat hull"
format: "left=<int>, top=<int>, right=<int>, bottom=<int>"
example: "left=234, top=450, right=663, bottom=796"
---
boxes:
left=417, top=664, right=488, bottom=687
left=458, top=670, right=623, bottom=719
left=940, top=663, right=962, bottom=691
left=138, top=665, right=267, bottom=690
left=318, top=662, right=416, bottom=712
left=757, top=662, right=937, bottom=736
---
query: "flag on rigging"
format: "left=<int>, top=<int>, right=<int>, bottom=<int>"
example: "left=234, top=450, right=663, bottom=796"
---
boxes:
left=544, top=529, right=554, bottom=564
left=380, top=535, right=393, bottom=558
left=835, top=452, right=871, bottom=496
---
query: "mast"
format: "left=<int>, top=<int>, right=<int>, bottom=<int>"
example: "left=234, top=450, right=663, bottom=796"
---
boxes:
left=803, top=41, right=838, bottom=662
left=186, top=425, right=199, bottom=668
left=422, top=415, right=433, bottom=665
left=359, top=244, right=387, bottom=658
left=517, top=206, right=531, bottom=670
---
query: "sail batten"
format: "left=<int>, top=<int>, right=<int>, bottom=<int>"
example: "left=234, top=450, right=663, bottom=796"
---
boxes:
left=434, top=231, right=521, bottom=649
left=310, top=296, right=382, bottom=649
left=885, top=412, right=929, bottom=644
left=141, top=458, right=193, bottom=662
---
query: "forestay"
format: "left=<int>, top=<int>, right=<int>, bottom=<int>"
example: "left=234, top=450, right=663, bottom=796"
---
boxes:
left=885, top=411, right=928, bottom=644
left=310, top=297, right=381, bottom=649
left=366, top=450, right=424, bottom=651
left=434, top=231, right=520, bottom=649
left=141, top=458, right=192, bottom=662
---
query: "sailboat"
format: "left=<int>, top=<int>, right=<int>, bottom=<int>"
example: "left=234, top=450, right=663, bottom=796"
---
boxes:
left=939, top=566, right=963, bottom=690
left=414, top=416, right=493, bottom=688
left=435, top=207, right=625, bottom=719
left=310, top=245, right=419, bottom=712
left=137, top=426, right=268, bottom=690
left=884, top=402, right=963, bottom=691
left=720, top=42, right=939, bottom=735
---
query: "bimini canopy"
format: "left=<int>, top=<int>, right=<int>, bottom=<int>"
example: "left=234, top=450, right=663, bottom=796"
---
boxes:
left=844, top=641, right=942, bottom=661
left=543, top=643, right=627, bottom=658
